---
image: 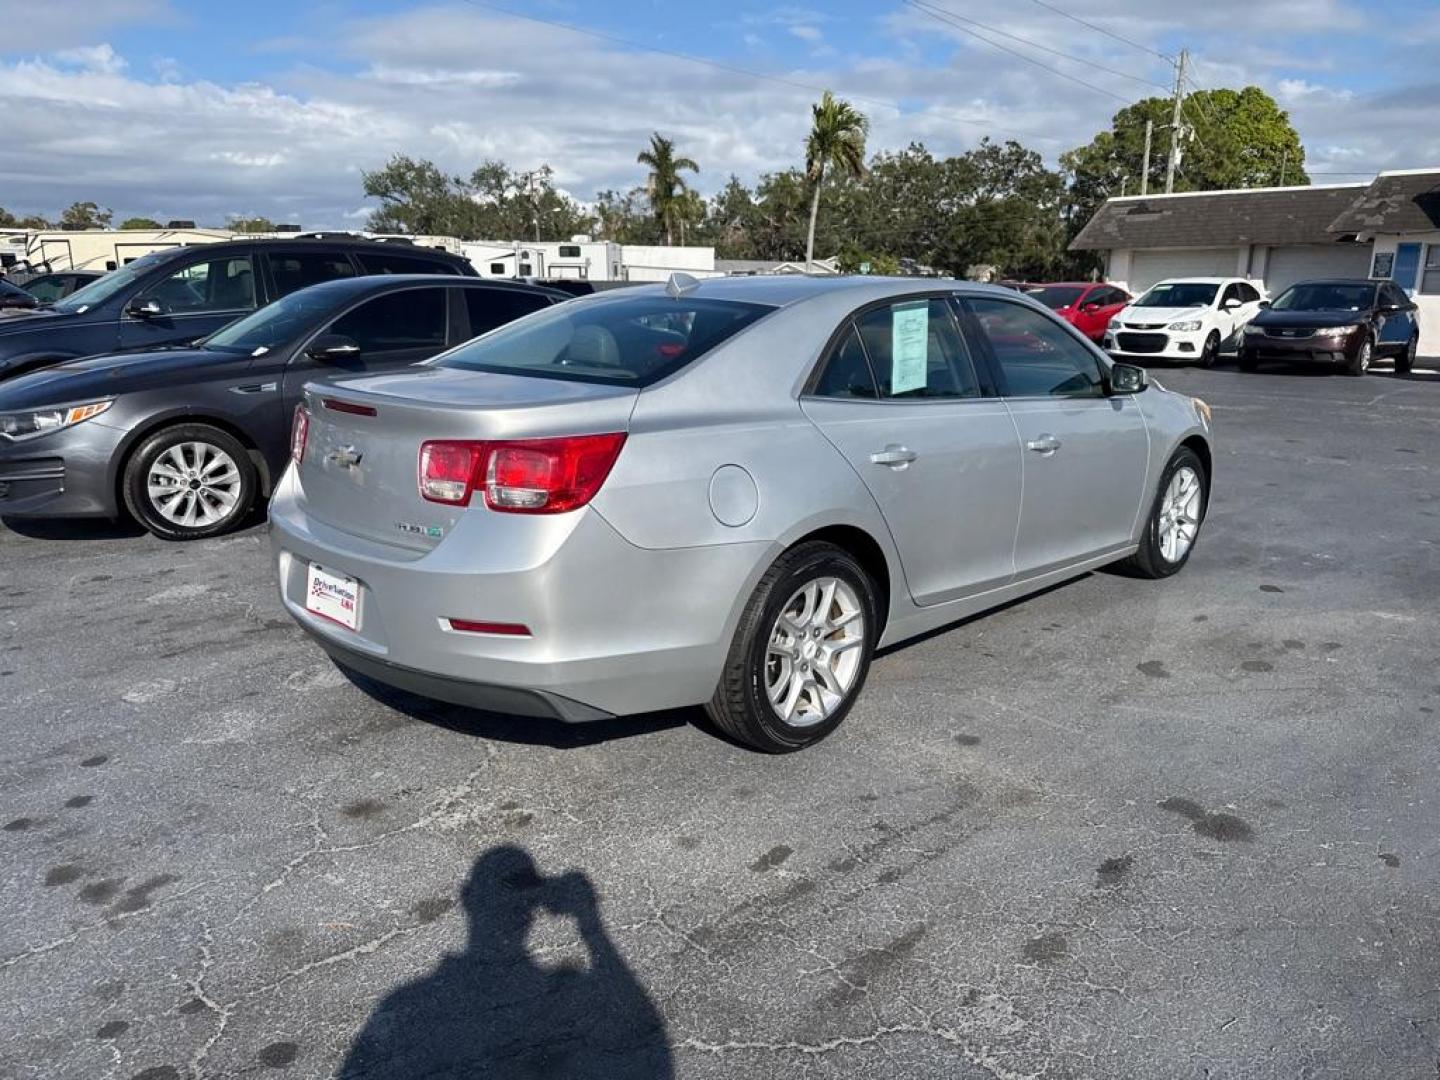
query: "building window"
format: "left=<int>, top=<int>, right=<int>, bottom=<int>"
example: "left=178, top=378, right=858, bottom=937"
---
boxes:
left=559, top=245, right=581, bottom=258
left=1422, top=244, right=1440, bottom=296
left=489, top=262, right=506, bottom=275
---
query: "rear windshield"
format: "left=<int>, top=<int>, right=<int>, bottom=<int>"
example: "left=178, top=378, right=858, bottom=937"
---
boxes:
left=1271, top=283, right=1374, bottom=311
left=1022, top=285, right=1085, bottom=310
left=434, top=294, right=773, bottom=386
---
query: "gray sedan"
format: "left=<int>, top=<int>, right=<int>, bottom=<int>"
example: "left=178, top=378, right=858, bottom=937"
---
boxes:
left=271, top=276, right=1212, bottom=752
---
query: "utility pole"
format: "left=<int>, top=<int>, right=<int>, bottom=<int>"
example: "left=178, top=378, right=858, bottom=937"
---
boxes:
left=1141, top=119, right=1153, bottom=196
left=1165, top=48, right=1188, bottom=194
left=1279, top=149, right=1288, bottom=187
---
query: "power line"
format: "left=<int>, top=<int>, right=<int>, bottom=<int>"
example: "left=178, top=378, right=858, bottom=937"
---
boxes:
left=906, top=0, right=1170, bottom=94
left=451, top=0, right=1047, bottom=145
left=1023, top=0, right=1175, bottom=64
left=905, top=0, right=1134, bottom=105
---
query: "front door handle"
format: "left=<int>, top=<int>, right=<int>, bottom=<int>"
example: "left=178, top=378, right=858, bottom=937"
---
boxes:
left=1026, top=434, right=1062, bottom=455
left=870, top=445, right=918, bottom=467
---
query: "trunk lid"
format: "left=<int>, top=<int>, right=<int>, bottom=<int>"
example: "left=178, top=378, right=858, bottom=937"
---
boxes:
left=296, top=368, right=638, bottom=553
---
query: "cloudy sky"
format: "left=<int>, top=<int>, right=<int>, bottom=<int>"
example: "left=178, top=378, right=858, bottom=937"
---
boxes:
left=1, top=0, right=1436, bottom=228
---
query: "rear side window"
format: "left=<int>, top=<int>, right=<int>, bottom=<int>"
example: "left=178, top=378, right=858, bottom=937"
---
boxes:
left=463, top=288, right=553, bottom=338
left=268, top=252, right=355, bottom=297
left=435, top=295, right=772, bottom=387
left=357, top=251, right=457, bottom=276
left=853, top=299, right=981, bottom=399
left=968, top=297, right=1105, bottom=398
left=329, top=288, right=447, bottom=353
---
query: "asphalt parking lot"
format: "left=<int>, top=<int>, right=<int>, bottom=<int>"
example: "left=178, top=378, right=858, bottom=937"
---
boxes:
left=2, top=358, right=1438, bottom=1080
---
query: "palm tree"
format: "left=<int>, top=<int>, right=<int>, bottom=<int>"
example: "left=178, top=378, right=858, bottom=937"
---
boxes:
left=637, top=133, right=699, bottom=246
left=804, top=91, right=868, bottom=271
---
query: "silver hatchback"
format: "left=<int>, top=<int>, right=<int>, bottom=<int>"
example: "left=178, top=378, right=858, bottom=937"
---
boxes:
left=271, top=276, right=1212, bottom=752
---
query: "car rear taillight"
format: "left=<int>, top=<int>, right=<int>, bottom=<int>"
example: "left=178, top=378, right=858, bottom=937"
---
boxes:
left=291, top=406, right=309, bottom=464
left=417, top=433, right=626, bottom=513
left=419, top=440, right=486, bottom=505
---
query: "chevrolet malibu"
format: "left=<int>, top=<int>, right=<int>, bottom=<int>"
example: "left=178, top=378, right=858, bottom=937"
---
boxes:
left=272, top=276, right=1213, bottom=752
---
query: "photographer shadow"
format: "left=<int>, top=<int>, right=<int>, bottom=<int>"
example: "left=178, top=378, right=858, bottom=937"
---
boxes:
left=340, top=846, right=673, bottom=1079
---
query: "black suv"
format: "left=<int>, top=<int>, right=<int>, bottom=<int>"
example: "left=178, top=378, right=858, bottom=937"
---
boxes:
left=0, top=238, right=475, bottom=380
left=1239, top=278, right=1421, bottom=376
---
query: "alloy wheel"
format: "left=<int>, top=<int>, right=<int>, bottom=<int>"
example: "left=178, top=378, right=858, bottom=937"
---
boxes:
left=1357, top=340, right=1371, bottom=373
left=1157, top=466, right=1202, bottom=564
left=146, top=441, right=243, bottom=529
left=764, top=576, right=866, bottom=728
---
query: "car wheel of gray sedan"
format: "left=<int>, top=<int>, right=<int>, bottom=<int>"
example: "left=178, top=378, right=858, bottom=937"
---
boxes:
left=1120, top=447, right=1207, bottom=580
left=1347, top=337, right=1372, bottom=377
left=1396, top=334, right=1417, bottom=375
left=706, top=541, right=877, bottom=753
left=1199, top=332, right=1220, bottom=368
left=123, top=424, right=258, bottom=541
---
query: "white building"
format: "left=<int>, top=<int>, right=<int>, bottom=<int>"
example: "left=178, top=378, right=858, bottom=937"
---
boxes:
left=1070, top=169, right=1440, bottom=355
left=463, top=236, right=717, bottom=282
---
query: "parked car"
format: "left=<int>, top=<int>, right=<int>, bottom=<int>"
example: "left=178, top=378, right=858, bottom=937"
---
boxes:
left=1022, top=282, right=1131, bottom=342
left=0, top=280, right=39, bottom=311
left=272, top=276, right=1213, bottom=752
left=1238, top=278, right=1420, bottom=376
left=17, top=271, right=104, bottom=304
left=0, top=237, right=476, bottom=381
left=1104, top=277, right=1266, bottom=366
left=0, top=276, right=562, bottom=540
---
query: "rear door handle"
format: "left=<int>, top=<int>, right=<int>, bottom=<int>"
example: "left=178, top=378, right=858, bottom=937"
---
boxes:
left=870, top=445, right=918, bottom=467
left=1026, top=434, right=1061, bottom=454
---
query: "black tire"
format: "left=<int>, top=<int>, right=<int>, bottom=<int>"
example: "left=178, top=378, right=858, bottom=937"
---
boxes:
left=122, top=423, right=258, bottom=541
left=705, top=541, right=878, bottom=753
left=1396, top=334, right=1417, bottom=375
left=1237, top=350, right=1258, bottom=372
left=1119, top=447, right=1208, bottom=580
left=1199, top=332, right=1220, bottom=368
left=1346, top=336, right=1372, bottom=377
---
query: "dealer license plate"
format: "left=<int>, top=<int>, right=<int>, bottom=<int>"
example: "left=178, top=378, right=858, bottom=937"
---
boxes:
left=305, top=563, right=360, bottom=631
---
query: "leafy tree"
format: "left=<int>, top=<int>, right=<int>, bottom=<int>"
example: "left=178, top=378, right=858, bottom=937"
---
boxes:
left=15, top=214, right=49, bottom=229
left=119, top=217, right=164, bottom=230
left=804, top=91, right=868, bottom=271
left=58, top=201, right=113, bottom=230
left=227, top=216, right=280, bottom=233
left=1062, top=86, right=1308, bottom=226
left=636, top=134, right=699, bottom=246
left=364, top=155, right=468, bottom=236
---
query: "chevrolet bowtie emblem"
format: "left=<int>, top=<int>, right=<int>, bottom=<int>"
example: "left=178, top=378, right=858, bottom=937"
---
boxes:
left=327, top=445, right=364, bottom=468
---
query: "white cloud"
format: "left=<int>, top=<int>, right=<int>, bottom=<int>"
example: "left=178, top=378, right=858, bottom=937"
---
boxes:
left=0, top=0, right=174, bottom=51
left=0, top=1, right=1432, bottom=226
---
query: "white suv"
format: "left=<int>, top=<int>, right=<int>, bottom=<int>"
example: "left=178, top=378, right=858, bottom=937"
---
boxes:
left=1104, top=277, right=1267, bottom=366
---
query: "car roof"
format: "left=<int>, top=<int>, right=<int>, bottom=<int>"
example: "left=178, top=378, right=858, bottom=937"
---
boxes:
left=273, top=274, right=565, bottom=305
left=143, top=237, right=468, bottom=264
left=1283, top=278, right=1379, bottom=286
left=1147, top=277, right=1239, bottom=285
left=610, top=274, right=1036, bottom=309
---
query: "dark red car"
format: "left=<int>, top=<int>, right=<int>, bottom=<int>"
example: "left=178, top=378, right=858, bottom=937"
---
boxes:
left=1020, top=282, right=1131, bottom=342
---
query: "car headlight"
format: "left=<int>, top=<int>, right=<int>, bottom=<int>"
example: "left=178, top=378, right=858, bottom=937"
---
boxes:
left=1193, top=398, right=1212, bottom=425
left=1315, top=324, right=1359, bottom=338
left=1243, top=323, right=1265, bottom=336
left=0, top=400, right=112, bottom=441
left=1168, top=320, right=1203, bottom=332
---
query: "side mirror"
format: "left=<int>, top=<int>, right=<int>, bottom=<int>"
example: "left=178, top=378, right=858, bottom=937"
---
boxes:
left=305, top=333, right=362, bottom=363
left=1081, top=302, right=1101, bottom=314
left=1108, top=362, right=1148, bottom=395
left=0, top=293, right=38, bottom=310
left=126, top=298, right=165, bottom=319
left=1221, top=298, right=1241, bottom=311
left=1258, top=300, right=1271, bottom=309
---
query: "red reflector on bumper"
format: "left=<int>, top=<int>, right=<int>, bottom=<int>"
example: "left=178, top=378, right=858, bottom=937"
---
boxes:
left=323, top=398, right=378, bottom=416
left=446, top=619, right=532, bottom=637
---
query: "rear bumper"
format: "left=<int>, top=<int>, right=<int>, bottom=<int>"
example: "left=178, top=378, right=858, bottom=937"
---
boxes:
left=269, top=468, right=776, bottom=719
left=0, top=422, right=124, bottom=519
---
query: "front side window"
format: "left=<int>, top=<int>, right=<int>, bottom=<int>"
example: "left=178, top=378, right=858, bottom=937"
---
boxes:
left=1220, top=283, right=1243, bottom=306
left=139, top=255, right=256, bottom=314
left=268, top=252, right=355, bottom=298
left=968, top=297, right=1105, bottom=399
left=51, top=251, right=170, bottom=313
left=852, top=299, right=981, bottom=399
left=435, top=295, right=772, bottom=387
left=1134, top=282, right=1219, bottom=309
left=329, top=288, right=447, bottom=353
left=203, top=288, right=341, bottom=353
left=22, top=277, right=65, bottom=303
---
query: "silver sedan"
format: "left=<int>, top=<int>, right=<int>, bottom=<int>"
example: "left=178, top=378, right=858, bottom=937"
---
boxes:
left=271, top=276, right=1212, bottom=752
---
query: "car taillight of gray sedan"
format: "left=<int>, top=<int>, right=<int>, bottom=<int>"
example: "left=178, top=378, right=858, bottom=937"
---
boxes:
left=271, top=275, right=1213, bottom=752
